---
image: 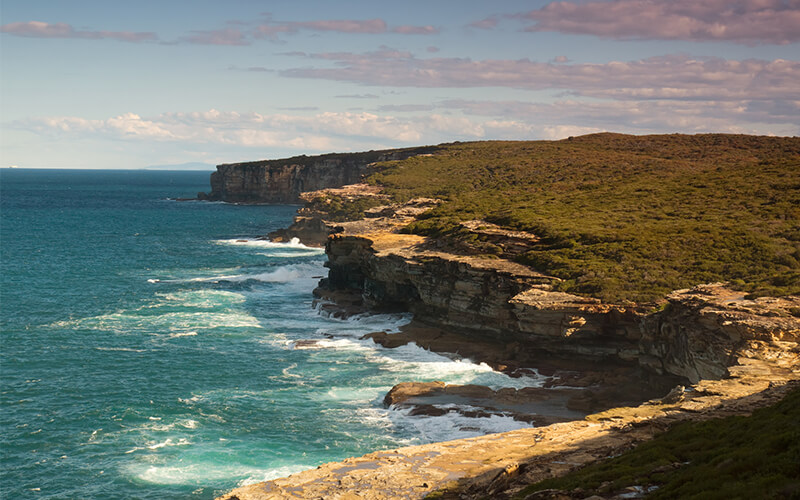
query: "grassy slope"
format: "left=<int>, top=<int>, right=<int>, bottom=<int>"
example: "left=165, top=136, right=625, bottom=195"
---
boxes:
left=514, top=385, right=800, bottom=499
left=363, top=133, right=800, bottom=303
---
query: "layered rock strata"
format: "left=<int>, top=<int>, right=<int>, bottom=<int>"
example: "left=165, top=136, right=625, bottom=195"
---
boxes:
left=318, top=205, right=800, bottom=383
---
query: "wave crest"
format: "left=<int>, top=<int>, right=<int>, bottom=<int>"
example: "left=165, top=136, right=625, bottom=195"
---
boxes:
left=213, top=237, right=324, bottom=254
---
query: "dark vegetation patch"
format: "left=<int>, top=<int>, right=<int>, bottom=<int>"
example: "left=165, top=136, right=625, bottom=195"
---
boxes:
left=220, top=145, right=440, bottom=169
left=514, top=384, right=800, bottom=499
left=363, top=133, right=800, bottom=303
left=304, top=194, right=386, bottom=222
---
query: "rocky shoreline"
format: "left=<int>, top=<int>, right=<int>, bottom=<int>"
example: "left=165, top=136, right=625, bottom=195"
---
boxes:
left=216, top=189, right=800, bottom=499
left=222, top=374, right=797, bottom=500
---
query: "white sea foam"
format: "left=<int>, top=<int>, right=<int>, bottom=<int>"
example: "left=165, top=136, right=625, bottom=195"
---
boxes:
left=121, top=416, right=202, bottom=437
left=221, top=266, right=306, bottom=283
left=132, top=463, right=310, bottom=486
left=177, top=388, right=280, bottom=406
left=313, top=310, right=413, bottom=338
left=214, top=238, right=325, bottom=257
left=281, top=363, right=302, bottom=378
left=292, top=338, right=370, bottom=352
left=362, top=341, right=543, bottom=389
left=237, top=465, right=312, bottom=486
left=153, top=262, right=324, bottom=285
left=125, top=437, right=192, bottom=454
left=320, top=386, right=382, bottom=404
left=258, top=250, right=324, bottom=258
left=387, top=405, right=531, bottom=442
left=166, top=331, right=198, bottom=338
left=71, top=310, right=262, bottom=332
left=179, top=419, right=199, bottom=429
left=157, top=290, right=246, bottom=308
left=145, top=266, right=244, bottom=284
left=95, top=347, right=147, bottom=353
left=198, top=412, right=226, bottom=423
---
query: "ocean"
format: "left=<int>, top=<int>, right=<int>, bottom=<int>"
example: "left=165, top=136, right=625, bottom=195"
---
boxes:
left=0, top=169, right=537, bottom=499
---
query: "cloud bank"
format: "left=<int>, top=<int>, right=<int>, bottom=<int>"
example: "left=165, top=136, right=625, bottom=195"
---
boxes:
left=0, top=21, right=157, bottom=42
left=16, top=110, right=516, bottom=151
left=518, top=0, right=800, bottom=45
left=280, top=51, right=800, bottom=101
left=253, top=17, right=439, bottom=42
left=19, top=95, right=797, bottom=158
left=1, top=17, right=438, bottom=46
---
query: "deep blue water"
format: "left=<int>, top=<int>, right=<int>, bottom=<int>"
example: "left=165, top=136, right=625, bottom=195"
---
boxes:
left=0, top=169, right=535, bottom=499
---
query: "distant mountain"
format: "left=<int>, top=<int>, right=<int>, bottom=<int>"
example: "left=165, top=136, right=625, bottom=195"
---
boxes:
left=145, top=162, right=216, bottom=171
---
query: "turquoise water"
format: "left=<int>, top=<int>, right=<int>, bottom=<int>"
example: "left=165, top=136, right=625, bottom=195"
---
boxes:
left=0, top=169, right=536, bottom=498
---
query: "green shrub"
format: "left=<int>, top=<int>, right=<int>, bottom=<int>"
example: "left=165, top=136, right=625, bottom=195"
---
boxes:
left=306, top=194, right=385, bottom=222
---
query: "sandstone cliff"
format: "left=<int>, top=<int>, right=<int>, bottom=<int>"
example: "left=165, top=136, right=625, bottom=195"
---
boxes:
left=318, top=205, right=800, bottom=384
left=197, top=146, right=437, bottom=204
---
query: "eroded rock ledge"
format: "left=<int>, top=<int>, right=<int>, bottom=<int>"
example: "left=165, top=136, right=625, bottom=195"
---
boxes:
left=315, top=202, right=799, bottom=384
left=218, top=191, right=799, bottom=500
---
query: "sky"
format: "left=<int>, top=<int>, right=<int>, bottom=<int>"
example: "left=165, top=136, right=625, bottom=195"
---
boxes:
left=1, top=0, right=798, bottom=169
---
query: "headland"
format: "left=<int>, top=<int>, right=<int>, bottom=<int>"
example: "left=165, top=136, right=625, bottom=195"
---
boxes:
left=209, top=133, right=800, bottom=499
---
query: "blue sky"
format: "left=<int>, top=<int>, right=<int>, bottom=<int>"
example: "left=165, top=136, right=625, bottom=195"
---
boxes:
left=1, top=0, right=798, bottom=168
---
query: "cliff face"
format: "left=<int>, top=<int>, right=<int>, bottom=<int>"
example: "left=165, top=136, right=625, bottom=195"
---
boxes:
left=324, top=234, right=641, bottom=365
left=640, top=285, right=800, bottom=382
left=198, top=147, right=437, bottom=203
left=320, top=214, right=800, bottom=384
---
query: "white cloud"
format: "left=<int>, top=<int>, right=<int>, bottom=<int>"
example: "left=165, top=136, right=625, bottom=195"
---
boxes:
left=15, top=99, right=798, bottom=161
left=15, top=110, right=500, bottom=150
left=540, top=125, right=606, bottom=139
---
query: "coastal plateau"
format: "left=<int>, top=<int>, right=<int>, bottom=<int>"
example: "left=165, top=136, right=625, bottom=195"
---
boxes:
left=212, top=134, right=800, bottom=499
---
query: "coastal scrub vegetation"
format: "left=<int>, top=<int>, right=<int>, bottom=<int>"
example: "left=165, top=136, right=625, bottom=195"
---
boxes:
left=514, top=384, right=800, bottom=499
left=361, top=133, right=800, bottom=303
left=304, top=194, right=386, bottom=222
